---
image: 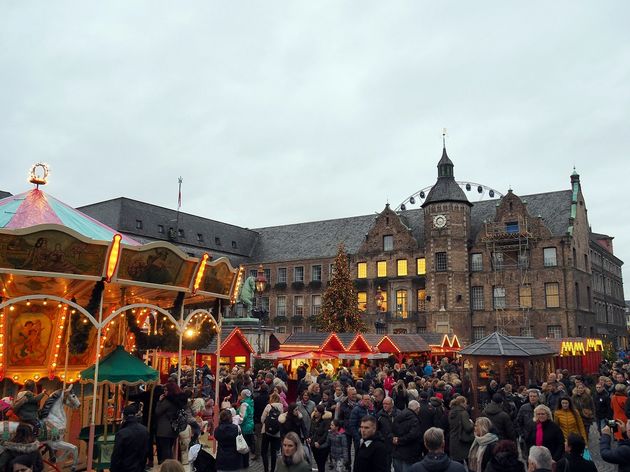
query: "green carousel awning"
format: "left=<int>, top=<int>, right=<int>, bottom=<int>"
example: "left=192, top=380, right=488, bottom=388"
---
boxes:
left=80, top=345, right=159, bottom=385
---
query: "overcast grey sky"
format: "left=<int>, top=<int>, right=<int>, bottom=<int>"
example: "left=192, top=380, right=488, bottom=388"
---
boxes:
left=1, top=2, right=629, bottom=288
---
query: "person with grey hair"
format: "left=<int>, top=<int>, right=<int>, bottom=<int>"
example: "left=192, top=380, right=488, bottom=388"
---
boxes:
left=392, top=400, right=422, bottom=472
left=409, top=427, right=465, bottom=472
left=527, top=445, right=553, bottom=472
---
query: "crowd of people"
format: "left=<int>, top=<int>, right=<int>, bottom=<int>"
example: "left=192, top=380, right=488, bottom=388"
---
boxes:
left=100, top=355, right=630, bottom=472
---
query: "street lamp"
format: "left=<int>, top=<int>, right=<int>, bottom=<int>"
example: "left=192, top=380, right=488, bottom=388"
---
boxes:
left=254, top=265, right=268, bottom=354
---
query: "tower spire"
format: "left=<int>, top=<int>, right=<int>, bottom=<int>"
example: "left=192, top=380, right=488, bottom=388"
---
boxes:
left=442, top=128, right=447, bottom=149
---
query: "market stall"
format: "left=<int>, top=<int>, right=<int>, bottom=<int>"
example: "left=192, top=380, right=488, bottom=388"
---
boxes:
left=79, top=345, right=159, bottom=470
left=198, top=327, right=255, bottom=371
left=460, top=332, right=556, bottom=408
left=545, top=337, right=604, bottom=375
left=418, top=333, right=462, bottom=361
left=363, top=334, right=432, bottom=364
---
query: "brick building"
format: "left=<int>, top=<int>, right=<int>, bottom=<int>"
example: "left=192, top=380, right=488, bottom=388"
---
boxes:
left=29, top=145, right=624, bottom=347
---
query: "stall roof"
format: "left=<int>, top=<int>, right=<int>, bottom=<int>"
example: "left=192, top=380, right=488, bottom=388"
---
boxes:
left=460, top=332, right=556, bottom=357
left=200, top=327, right=254, bottom=355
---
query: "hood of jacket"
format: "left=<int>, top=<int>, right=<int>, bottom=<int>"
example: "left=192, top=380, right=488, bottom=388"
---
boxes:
left=418, top=452, right=454, bottom=472
left=429, top=397, right=444, bottom=408
left=448, top=404, right=465, bottom=419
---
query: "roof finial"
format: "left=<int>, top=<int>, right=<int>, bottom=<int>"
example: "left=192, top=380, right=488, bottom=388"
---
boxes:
left=442, top=127, right=447, bottom=149
left=29, top=163, right=49, bottom=189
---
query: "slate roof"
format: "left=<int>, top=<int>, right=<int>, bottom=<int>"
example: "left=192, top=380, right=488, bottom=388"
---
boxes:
left=387, top=334, right=431, bottom=352
left=250, top=190, right=573, bottom=263
left=281, top=332, right=333, bottom=347
left=422, top=148, right=470, bottom=207
left=417, top=332, right=447, bottom=346
left=460, top=332, right=556, bottom=357
left=201, top=327, right=254, bottom=354
left=79, top=197, right=259, bottom=264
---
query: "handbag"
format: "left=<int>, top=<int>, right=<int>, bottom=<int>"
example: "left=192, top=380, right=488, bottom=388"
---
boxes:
left=236, top=426, right=249, bottom=455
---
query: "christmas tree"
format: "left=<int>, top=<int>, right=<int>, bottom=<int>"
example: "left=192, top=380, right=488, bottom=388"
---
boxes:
left=316, top=244, right=367, bottom=333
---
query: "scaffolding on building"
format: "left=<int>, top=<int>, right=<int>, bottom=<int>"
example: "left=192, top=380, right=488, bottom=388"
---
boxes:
left=481, top=215, right=535, bottom=335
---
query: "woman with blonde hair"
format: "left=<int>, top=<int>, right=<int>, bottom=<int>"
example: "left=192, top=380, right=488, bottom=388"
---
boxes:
left=467, top=416, right=498, bottom=472
left=525, top=404, right=564, bottom=462
left=448, top=396, right=474, bottom=463
left=276, top=431, right=310, bottom=472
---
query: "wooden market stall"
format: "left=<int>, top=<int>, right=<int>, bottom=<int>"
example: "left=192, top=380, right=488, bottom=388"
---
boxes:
left=418, top=333, right=462, bottom=361
left=363, top=334, right=432, bottom=364
left=544, top=337, right=604, bottom=375
left=460, top=332, right=556, bottom=408
left=198, top=327, right=255, bottom=371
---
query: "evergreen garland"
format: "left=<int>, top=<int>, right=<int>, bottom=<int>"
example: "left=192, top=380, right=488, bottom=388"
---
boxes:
left=316, top=244, right=367, bottom=333
left=126, top=309, right=216, bottom=352
left=69, top=282, right=103, bottom=354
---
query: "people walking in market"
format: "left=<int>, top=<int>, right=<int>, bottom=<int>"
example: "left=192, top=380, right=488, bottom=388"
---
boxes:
left=447, top=396, right=474, bottom=465
left=353, top=416, right=388, bottom=472
left=594, top=382, right=613, bottom=434
left=280, top=403, right=307, bottom=441
left=335, top=386, right=356, bottom=462
left=214, top=409, right=242, bottom=472
left=482, top=393, right=516, bottom=441
left=348, top=394, right=373, bottom=453
left=0, top=423, right=44, bottom=472
left=155, top=381, right=187, bottom=464
left=260, top=392, right=284, bottom=472
left=375, top=396, right=399, bottom=469
left=554, top=396, right=587, bottom=442
left=296, top=391, right=316, bottom=434
left=483, top=439, right=525, bottom=472
left=516, top=389, right=541, bottom=455
left=110, top=402, right=149, bottom=472
left=326, top=419, right=349, bottom=472
left=308, top=404, right=332, bottom=472
left=276, top=431, right=311, bottom=472
left=555, top=432, right=597, bottom=472
left=466, top=417, right=498, bottom=472
left=612, top=383, right=629, bottom=441
left=236, top=388, right=255, bottom=467
left=572, top=384, right=595, bottom=438
left=525, top=405, right=564, bottom=462
left=409, top=427, right=465, bottom=472
left=391, top=399, right=422, bottom=471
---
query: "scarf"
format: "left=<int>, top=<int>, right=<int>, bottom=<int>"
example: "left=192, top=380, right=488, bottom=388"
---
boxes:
left=536, top=422, right=543, bottom=446
left=468, top=433, right=498, bottom=472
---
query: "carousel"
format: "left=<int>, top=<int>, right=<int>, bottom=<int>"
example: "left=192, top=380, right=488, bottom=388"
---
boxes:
left=0, top=164, right=243, bottom=470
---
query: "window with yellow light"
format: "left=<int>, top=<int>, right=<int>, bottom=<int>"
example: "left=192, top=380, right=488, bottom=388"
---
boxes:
left=357, top=292, right=367, bottom=312
left=416, top=258, right=426, bottom=275
left=357, top=262, right=367, bottom=279
left=397, top=259, right=408, bottom=276
left=377, top=261, right=387, bottom=277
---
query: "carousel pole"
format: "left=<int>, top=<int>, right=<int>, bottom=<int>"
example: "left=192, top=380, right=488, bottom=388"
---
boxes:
left=86, top=291, right=105, bottom=472
left=177, top=302, right=184, bottom=386
left=61, top=307, right=72, bottom=393
left=192, top=349, right=197, bottom=395
left=213, top=301, right=222, bottom=452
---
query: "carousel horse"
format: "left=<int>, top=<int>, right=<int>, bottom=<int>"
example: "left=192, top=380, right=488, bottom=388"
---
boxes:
left=1, top=386, right=81, bottom=471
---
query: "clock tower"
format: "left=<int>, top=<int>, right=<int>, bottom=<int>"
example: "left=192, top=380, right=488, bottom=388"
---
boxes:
left=421, top=145, right=472, bottom=338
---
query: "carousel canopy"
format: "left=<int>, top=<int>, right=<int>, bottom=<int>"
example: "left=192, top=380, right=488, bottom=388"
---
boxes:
left=0, top=189, right=138, bottom=245
left=80, top=345, right=158, bottom=385
left=460, top=332, right=556, bottom=357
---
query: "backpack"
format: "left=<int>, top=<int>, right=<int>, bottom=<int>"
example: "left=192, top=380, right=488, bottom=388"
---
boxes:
left=264, top=406, right=281, bottom=435
left=171, top=408, right=189, bottom=433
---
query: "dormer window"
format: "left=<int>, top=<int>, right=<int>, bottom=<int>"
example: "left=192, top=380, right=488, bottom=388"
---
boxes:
left=505, top=222, right=519, bottom=234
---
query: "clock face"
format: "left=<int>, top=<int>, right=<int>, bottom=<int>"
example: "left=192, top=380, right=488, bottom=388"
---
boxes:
left=433, top=214, right=447, bottom=228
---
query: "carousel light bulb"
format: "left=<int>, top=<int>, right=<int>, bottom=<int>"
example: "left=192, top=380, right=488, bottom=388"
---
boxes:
left=9, top=306, right=14, bottom=311
left=83, top=319, right=88, bottom=324
left=51, top=363, right=56, bottom=368
left=57, top=303, right=62, bottom=308
left=64, top=306, right=68, bottom=310
left=71, top=309, right=76, bottom=314
left=26, top=301, right=31, bottom=306
left=12, top=375, right=18, bottom=380
left=43, top=300, right=47, bottom=305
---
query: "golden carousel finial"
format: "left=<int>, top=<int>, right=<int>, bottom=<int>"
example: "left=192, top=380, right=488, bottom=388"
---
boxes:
left=29, top=162, right=50, bottom=188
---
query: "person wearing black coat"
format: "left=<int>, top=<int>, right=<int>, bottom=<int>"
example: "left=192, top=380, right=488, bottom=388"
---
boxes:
left=353, top=417, right=389, bottom=472
left=556, top=433, right=597, bottom=472
left=600, top=419, right=630, bottom=472
left=155, top=382, right=187, bottom=464
left=214, top=409, right=243, bottom=471
left=417, top=393, right=435, bottom=456
left=375, top=397, right=399, bottom=469
left=392, top=401, right=422, bottom=470
left=594, top=382, right=613, bottom=433
left=483, top=439, right=526, bottom=472
left=482, top=394, right=516, bottom=441
left=110, top=403, right=149, bottom=472
left=525, top=405, right=565, bottom=463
